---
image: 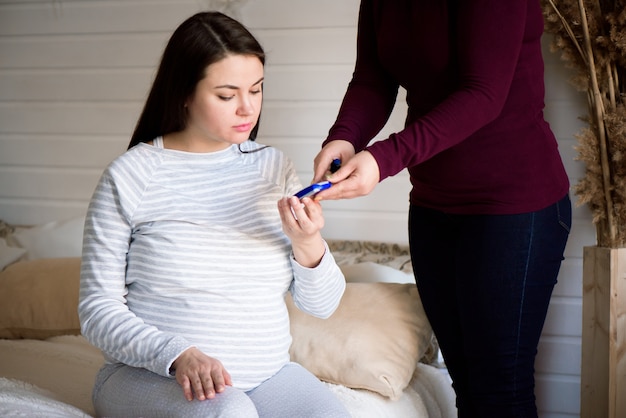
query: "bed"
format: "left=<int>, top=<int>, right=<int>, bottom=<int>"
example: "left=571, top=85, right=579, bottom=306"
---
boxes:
left=0, top=217, right=457, bottom=417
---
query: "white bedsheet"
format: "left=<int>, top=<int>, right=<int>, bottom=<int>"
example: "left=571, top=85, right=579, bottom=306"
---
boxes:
left=0, top=356, right=455, bottom=418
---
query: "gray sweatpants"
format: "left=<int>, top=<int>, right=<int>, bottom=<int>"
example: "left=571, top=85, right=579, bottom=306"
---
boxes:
left=92, top=362, right=351, bottom=418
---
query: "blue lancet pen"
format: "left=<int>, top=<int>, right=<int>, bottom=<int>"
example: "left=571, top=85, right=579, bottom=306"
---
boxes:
left=294, top=181, right=331, bottom=199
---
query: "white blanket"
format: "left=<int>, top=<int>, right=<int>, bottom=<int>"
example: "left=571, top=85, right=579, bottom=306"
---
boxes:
left=0, top=378, right=89, bottom=418
left=327, top=363, right=456, bottom=418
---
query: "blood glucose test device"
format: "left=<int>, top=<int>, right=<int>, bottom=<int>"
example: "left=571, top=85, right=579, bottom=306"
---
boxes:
left=294, top=181, right=331, bottom=199
left=293, top=159, right=340, bottom=199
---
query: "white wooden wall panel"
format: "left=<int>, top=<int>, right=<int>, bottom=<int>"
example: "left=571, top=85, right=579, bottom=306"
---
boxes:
left=0, top=135, right=125, bottom=167
left=536, top=374, right=581, bottom=415
left=542, top=33, right=594, bottom=415
left=243, top=0, right=360, bottom=28
left=0, top=167, right=99, bottom=200
left=0, top=1, right=201, bottom=35
left=544, top=298, right=582, bottom=337
left=0, top=69, right=153, bottom=101
left=538, top=337, right=581, bottom=375
left=264, top=66, right=353, bottom=101
left=257, top=29, right=356, bottom=65
left=555, top=258, right=583, bottom=298
left=0, top=199, right=88, bottom=226
left=0, top=35, right=168, bottom=69
left=0, top=1, right=597, bottom=416
left=0, top=0, right=361, bottom=34
left=565, top=219, right=596, bottom=258
left=0, top=102, right=141, bottom=135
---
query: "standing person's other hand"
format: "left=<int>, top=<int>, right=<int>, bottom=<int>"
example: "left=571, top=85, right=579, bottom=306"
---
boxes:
left=312, top=140, right=355, bottom=183
left=314, top=150, right=380, bottom=200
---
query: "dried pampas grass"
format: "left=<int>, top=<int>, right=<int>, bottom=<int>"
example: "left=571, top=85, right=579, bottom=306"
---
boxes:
left=543, top=0, right=626, bottom=247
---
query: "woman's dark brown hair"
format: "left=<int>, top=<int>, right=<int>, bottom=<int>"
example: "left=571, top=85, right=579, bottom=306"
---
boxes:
left=127, top=12, right=265, bottom=149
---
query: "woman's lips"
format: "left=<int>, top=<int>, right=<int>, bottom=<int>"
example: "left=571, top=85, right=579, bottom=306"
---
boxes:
left=234, top=123, right=252, bottom=132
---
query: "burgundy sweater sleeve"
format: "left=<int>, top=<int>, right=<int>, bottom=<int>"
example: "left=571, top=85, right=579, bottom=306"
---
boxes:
left=325, top=0, right=400, bottom=152
left=326, top=0, right=530, bottom=181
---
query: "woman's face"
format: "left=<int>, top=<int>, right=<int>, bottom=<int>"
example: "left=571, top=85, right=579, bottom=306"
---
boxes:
left=183, top=54, right=264, bottom=152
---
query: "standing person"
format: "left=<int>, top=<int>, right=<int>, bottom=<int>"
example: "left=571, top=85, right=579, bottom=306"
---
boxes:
left=79, top=11, right=350, bottom=418
left=312, top=1, right=571, bottom=417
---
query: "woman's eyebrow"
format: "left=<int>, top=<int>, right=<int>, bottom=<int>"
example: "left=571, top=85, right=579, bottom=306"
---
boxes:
left=215, top=77, right=264, bottom=90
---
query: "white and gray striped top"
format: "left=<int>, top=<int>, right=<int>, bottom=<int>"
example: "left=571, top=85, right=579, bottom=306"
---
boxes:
left=78, top=139, right=345, bottom=391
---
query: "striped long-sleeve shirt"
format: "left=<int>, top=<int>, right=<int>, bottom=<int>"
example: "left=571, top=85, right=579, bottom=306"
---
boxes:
left=78, top=139, right=346, bottom=391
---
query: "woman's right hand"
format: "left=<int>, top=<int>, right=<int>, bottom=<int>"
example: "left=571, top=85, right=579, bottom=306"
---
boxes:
left=171, top=347, right=232, bottom=401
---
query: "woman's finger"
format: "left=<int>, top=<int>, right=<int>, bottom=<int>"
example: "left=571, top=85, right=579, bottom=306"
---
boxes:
left=177, top=374, right=194, bottom=401
left=201, top=375, right=216, bottom=399
left=191, top=375, right=207, bottom=401
left=210, top=370, right=227, bottom=395
left=289, top=196, right=309, bottom=222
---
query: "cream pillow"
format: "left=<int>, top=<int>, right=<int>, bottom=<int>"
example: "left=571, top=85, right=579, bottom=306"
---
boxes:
left=11, top=216, right=85, bottom=260
left=287, top=282, right=432, bottom=400
left=340, top=261, right=415, bottom=284
left=0, top=257, right=82, bottom=339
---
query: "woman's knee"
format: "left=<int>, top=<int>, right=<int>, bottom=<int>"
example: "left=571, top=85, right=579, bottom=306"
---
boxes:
left=248, top=363, right=350, bottom=418
left=93, top=364, right=258, bottom=418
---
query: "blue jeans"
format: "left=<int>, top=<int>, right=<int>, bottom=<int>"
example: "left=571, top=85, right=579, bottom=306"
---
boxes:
left=408, top=194, right=571, bottom=418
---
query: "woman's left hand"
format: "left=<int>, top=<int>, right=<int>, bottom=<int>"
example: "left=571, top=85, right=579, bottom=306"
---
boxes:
left=278, top=196, right=326, bottom=267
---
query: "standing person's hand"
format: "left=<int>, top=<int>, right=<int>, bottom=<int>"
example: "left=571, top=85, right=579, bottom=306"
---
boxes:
left=312, top=140, right=356, bottom=183
left=172, top=347, right=232, bottom=401
left=314, top=150, right=380, bottom=200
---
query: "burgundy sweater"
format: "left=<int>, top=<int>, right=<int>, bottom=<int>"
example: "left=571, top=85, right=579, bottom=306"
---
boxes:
left=325, top=0, right=569, bottom=214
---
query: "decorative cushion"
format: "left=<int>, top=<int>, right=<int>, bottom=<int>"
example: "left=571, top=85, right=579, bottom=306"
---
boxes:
left=0, top=258, right=82, bottom=339
left=340, top=261, right=415, bottom=284
left=287, top=281, right=432, bottom=400
left=10, top=216, right=85, bottom=260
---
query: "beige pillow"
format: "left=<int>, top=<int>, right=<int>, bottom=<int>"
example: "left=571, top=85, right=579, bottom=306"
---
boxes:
left=0, top=238, right=27, bottom=270
left=0, top=258, right=81, bottom=339
left=287, top=282, right=432, bottom=400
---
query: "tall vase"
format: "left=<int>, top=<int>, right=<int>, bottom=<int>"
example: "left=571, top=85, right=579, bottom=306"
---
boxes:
left=581, top=246, right=626, bottom=418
